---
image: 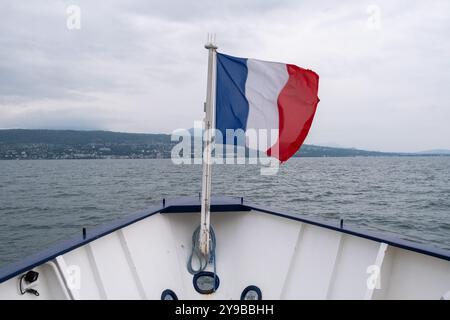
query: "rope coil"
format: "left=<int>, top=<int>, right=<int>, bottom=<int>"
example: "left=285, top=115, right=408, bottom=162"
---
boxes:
left=187, top=225, right=216, bottom=275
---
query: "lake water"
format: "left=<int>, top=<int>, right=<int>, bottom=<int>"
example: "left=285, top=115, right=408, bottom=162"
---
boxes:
left=0, top=157, right=449, bottom=268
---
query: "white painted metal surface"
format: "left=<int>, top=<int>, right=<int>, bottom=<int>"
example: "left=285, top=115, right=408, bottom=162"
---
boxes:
left=1, top=209, right=449, bottom=300
left=200, top=36, right=217, bottom=257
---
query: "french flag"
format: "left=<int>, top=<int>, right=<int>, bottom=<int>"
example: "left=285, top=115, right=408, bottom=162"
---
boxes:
left=215, top=53, right=320, bottom=162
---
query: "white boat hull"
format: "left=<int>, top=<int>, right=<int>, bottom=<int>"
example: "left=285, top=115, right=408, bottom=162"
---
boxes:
left=1, top=197, right=449, bottom=300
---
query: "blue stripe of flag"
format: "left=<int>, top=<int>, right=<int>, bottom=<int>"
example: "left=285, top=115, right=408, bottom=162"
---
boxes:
left=215, top=53, right=249, bottom=144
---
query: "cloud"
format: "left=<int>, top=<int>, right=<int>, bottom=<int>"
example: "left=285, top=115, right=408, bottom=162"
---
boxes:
left=0, top=0, right=449, bottom=151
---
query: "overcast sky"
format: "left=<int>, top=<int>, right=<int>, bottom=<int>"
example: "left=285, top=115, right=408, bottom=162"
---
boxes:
left=0, top=1, right=449, bottom=152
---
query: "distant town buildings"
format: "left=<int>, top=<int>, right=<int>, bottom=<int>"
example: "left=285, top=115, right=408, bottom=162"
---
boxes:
left=0, top=142, right=174, bottom=160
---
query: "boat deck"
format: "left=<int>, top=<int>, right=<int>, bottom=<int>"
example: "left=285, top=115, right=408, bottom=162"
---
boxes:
left=1, top=196, right=449, bottom=299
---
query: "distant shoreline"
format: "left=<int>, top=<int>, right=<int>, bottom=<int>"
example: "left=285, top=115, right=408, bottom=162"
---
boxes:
left=1, top=129, right=449, bottom=160
left=0, top=154, right=448, bottom=161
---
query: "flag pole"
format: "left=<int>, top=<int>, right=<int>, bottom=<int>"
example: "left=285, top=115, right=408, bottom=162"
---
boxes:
left=200, top=35, right=217, bottom=258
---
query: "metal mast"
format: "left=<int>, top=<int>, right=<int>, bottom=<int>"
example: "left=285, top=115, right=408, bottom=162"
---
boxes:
left=200, top=34, right=217, bottom=257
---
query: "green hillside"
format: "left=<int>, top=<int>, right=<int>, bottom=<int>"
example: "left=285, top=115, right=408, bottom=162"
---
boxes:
left=0, top=129, right=435, bottom=159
